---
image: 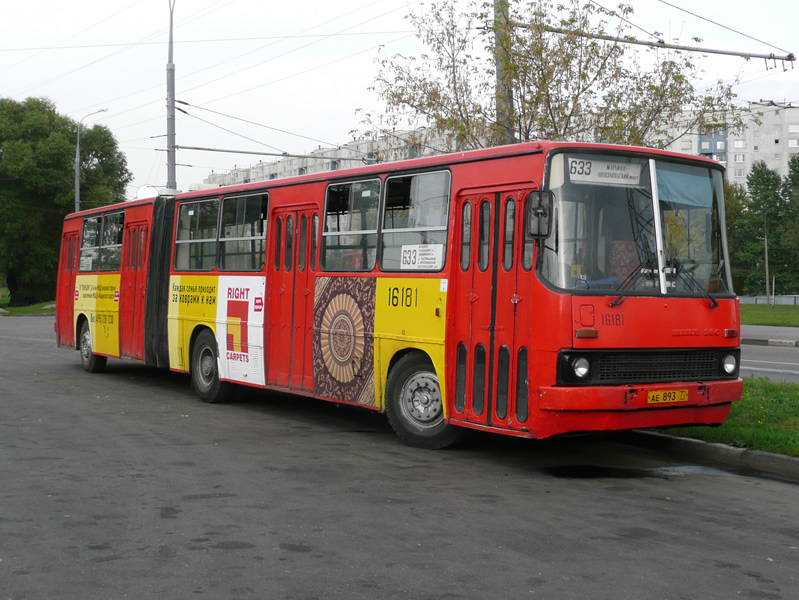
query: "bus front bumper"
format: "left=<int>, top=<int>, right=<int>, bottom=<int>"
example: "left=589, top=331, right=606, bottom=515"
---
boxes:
left=538, top=379, right=743, bottom=412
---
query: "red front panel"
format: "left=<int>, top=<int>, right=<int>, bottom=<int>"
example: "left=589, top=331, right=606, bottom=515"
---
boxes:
left=569, top=295, right=740, bottom=350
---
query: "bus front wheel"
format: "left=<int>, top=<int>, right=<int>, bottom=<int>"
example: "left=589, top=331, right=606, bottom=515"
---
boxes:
left=191, top=330, right=232, bottom=403
left=79, top=320, right=106, bottom=373
left=385, top=353, right=462, bottom=449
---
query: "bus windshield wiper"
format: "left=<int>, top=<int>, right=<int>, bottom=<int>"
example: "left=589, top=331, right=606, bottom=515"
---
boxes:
left=609, top=258, right=657, bottom=307
left=669, top=258, right=719, bottom=309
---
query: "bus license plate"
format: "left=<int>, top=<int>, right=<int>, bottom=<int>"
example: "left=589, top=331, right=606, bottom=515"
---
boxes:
left=647, top=389, right=689, bottom=404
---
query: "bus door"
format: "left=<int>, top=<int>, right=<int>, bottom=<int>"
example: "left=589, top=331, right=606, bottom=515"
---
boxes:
left=267, top=206, right=316, bottom=390
left=56, top=231, right=80, bottom=347
left=450, top=189, right=533, bottom=429
left=119, top=221, right=149, bottom=361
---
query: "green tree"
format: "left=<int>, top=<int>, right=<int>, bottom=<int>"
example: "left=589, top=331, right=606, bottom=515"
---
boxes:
left=733, top=162, right=792, bottom=295
left=779, top=154, right=799, bottom=292
left=0, top=97, right=131, bottom=306
left=367, top=0, right=745, bottom=151
left=723, top=180, right=747, bottom=293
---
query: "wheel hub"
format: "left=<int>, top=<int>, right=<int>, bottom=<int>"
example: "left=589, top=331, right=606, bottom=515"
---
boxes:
left=401, top=373, right=443, bottom=428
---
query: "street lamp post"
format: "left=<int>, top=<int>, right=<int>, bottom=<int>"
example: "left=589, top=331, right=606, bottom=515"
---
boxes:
left=74, top=108, right=107, bottom=213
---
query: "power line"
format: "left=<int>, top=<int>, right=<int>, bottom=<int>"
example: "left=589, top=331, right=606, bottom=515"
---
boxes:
left=70, top=1, right=418, bottom=134
left=178, top=101, right=366, bottom=154
left=655, top=0, right=793, bottom=55
left=0, top=31, right=415, bottom=53
left=588, top=0, right=664, bottom=43
left=171, top=145, right=361, bottom=161
left=6, top=0, right=237, bottom=96
left=177, top=106, right=288, bottom=154
left=176, top=1, right=421, bottom=102
left=0, top=0, right=148, bottom=74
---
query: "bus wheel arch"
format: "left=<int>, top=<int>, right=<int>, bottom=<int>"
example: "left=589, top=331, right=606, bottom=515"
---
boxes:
left=189, top=327, right=232, bottom=403
left=384, top=350, right=462, bottom=449
left=77, top=317, right=107, bottom=373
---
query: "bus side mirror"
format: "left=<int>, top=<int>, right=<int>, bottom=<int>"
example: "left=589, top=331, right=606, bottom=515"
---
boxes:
left=526, top=190, right=553, bottom=238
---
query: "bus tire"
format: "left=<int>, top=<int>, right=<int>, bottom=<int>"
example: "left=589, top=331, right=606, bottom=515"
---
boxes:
left=385, top=353, right=462, bottom=449
left=191, top=329, right=232, bottom=403
left=79, top=320, right=107, bottom=373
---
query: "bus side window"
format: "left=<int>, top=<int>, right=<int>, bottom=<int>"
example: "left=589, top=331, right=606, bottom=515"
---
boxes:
left=79, top=216, right=101, bottom=272
left=99, top=212, right=125, bottom=272
left=380, top=170, right=450, bottom=272
left=321, top=179, right=379, bottom=271
left=175, top=199, right=219, bottom=271
left=219, top=193, right=268, bottom=271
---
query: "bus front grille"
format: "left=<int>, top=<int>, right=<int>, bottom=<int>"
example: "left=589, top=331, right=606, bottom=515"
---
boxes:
left=595, top=351, right=717, bottom=383
left=556, top=348, right=740, bottom=386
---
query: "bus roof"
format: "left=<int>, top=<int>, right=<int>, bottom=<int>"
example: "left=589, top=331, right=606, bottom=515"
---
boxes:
left=65, top=140, right=722, bottom=219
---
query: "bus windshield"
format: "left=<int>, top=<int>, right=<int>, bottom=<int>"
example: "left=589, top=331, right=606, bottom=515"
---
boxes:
left=540, top=152, right=733, bottom=298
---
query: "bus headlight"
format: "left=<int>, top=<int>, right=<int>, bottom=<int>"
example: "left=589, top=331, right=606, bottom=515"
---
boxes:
left=572, top=357, right=590, bottom=379
left=721, top=354, right=737, bottom=375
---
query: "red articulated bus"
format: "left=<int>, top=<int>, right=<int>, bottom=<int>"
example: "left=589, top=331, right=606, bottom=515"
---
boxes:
left=55, top=141, right=743, bottom=448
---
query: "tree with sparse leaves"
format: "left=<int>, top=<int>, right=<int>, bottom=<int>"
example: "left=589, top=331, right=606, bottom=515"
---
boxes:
left=366, top=0, right=746, bottom=152
left=0, top=97, right=131, bottom=306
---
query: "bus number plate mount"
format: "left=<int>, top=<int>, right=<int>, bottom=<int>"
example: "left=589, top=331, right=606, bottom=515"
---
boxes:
left=647, top=389, right=689, bottom=404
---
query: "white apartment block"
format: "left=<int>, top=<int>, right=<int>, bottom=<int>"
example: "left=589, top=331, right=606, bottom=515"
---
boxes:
left=665, top=101, right=799, bottom=187
left=196, top=129, right=442, bottom=190
left=197, top=102, right=799, bottom=190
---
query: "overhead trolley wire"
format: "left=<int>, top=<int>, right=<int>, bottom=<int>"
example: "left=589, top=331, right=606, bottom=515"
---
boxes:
left=655, top=0, right=792, bottom=55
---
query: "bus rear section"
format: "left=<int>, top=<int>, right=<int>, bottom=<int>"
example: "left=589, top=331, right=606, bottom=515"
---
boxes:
left=55, top=200, right=158, bottom=371
left=445, top=147, right=742, bottom=440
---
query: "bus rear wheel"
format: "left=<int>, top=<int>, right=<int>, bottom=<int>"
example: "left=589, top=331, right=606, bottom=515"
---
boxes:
left=191, top=330, right=232, bottom=403
left=79, top=320, right=106, bottom=373
left=385, top=353, right=462, bottom=449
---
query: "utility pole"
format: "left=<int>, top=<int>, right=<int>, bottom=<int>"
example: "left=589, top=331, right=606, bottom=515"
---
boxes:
left=494, top=0, right=515, bottom=145
left=166, top=0, right=177, bottom=192
left=764, top=223, right=770, bottom=300
left=74, top=108, right=107, bottom=213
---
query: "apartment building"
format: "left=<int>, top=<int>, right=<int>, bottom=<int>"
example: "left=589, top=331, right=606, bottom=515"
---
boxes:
left=198, top=102, right=799, bottom=190
left=665, top=101, right=799, bottom=187
left=197, top=130, right=431, bottom=190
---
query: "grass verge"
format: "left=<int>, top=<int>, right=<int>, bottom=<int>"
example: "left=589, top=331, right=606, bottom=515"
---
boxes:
left=662, top=377, right=799, bottom=458
left=740, top=304, right=799, bottom=327
left=0, top=301, right=57, bottom=315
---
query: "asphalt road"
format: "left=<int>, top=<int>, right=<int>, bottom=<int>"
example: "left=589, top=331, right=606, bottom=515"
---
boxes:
left=741, top=344, right=799, bottom=383
left=741, top=343, right=799, bottom=384
left=1, top=316, right=798, bottom=599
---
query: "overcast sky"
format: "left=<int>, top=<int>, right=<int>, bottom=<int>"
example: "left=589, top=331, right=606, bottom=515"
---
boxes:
left=2, top=0, right=797, bottom=200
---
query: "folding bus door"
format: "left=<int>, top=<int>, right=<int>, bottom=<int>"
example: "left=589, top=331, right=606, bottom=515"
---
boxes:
left=266, top=206, right=316, bottom=390
left=119, top=221, right=149, bottom=361
left=449, top=189, right=534, bottom=430
left=56, top=232, right=80, bottom=347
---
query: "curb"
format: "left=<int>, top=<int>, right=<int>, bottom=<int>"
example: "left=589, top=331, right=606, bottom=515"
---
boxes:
left=741, top=338, right=799, bottom=347
left=621, top=430, right=799, bottom=482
